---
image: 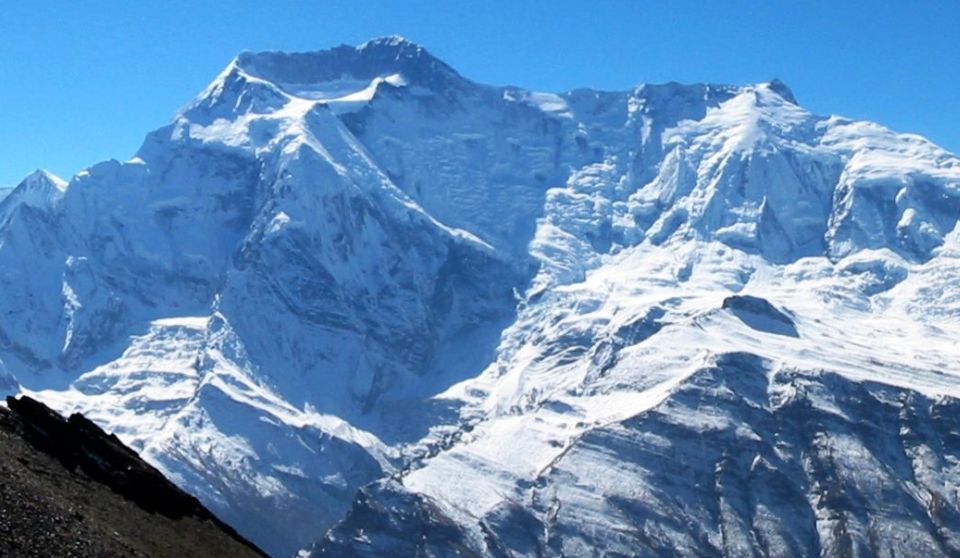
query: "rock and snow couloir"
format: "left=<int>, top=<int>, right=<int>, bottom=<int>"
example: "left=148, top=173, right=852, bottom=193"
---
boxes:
left=1, top=37, right=960, bottom=556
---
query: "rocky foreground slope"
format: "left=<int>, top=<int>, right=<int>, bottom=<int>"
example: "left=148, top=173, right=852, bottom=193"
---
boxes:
left=0, top=396, right=265, bottom=557
left=1, top=37, right=959, bottom=556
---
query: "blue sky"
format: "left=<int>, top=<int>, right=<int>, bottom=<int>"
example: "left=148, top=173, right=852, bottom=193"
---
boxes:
left=1, top=1, right=957, bottom=187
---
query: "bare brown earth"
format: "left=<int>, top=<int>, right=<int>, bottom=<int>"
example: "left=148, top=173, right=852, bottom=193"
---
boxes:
left=0, top=395, right=266, bottom=558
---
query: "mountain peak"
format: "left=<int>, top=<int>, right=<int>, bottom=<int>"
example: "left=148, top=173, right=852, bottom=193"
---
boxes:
left=0, top=169, right=67, bottom=222
left=357, top=34, right=421, bottom=51
left=5, top=34, right=960, bottom=558
left=233, top=37, right=460, bottom=91
left=20, top=169, right=67, bottom=192
left=763, top=78, right=797, bottom=104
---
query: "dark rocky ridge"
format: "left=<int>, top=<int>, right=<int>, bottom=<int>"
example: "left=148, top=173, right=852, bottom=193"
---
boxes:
left=722, top=295, right=799, bottom=337
left=0, top=395, right=266, bottom=557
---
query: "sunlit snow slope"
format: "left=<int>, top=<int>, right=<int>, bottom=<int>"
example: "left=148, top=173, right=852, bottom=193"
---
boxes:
left=2, top=37, right=960, bottom=557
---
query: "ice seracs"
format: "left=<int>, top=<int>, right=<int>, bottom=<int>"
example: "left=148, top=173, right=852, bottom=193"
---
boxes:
left=2, top=37, right=960, bottom=557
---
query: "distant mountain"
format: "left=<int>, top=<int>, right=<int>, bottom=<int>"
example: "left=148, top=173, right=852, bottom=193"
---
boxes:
left=2, top=37, right=960, bottom=556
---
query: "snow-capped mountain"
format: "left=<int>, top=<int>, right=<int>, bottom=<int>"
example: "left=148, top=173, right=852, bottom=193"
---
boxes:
left=3, top=36, right=960, bottom=556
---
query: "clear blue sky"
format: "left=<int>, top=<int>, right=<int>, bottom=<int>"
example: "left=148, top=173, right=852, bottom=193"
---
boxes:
left=1, top=1, right=958, bottom=187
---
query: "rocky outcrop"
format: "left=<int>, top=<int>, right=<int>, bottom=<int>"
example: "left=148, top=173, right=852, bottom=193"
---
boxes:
left=0, top=395, right=266, bottom=557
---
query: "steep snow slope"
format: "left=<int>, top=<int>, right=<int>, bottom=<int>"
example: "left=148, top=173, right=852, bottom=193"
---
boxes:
left=2, top=37, right=959, bottom=556
left=316, top=237, right=960, bottom=556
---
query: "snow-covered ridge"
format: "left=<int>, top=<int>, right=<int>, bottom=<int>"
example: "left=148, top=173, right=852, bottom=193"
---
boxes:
left=0, top=169, right=67, bottom=225
left=237, top=35, right=459, bottom=88
left=205, top=35, right=464, bottom=114
left=2, top=37, right=960, bottom=556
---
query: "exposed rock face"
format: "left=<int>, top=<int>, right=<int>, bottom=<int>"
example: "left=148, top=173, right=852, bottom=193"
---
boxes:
left=0, top=395, right=266, bottom=557
left=318, top=354, right=960, bottom=557
left=722, top=295, right=799, bottom=337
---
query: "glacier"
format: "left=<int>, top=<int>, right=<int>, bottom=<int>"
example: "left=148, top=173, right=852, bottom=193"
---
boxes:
left=1, top=36, right=959, bottom=556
